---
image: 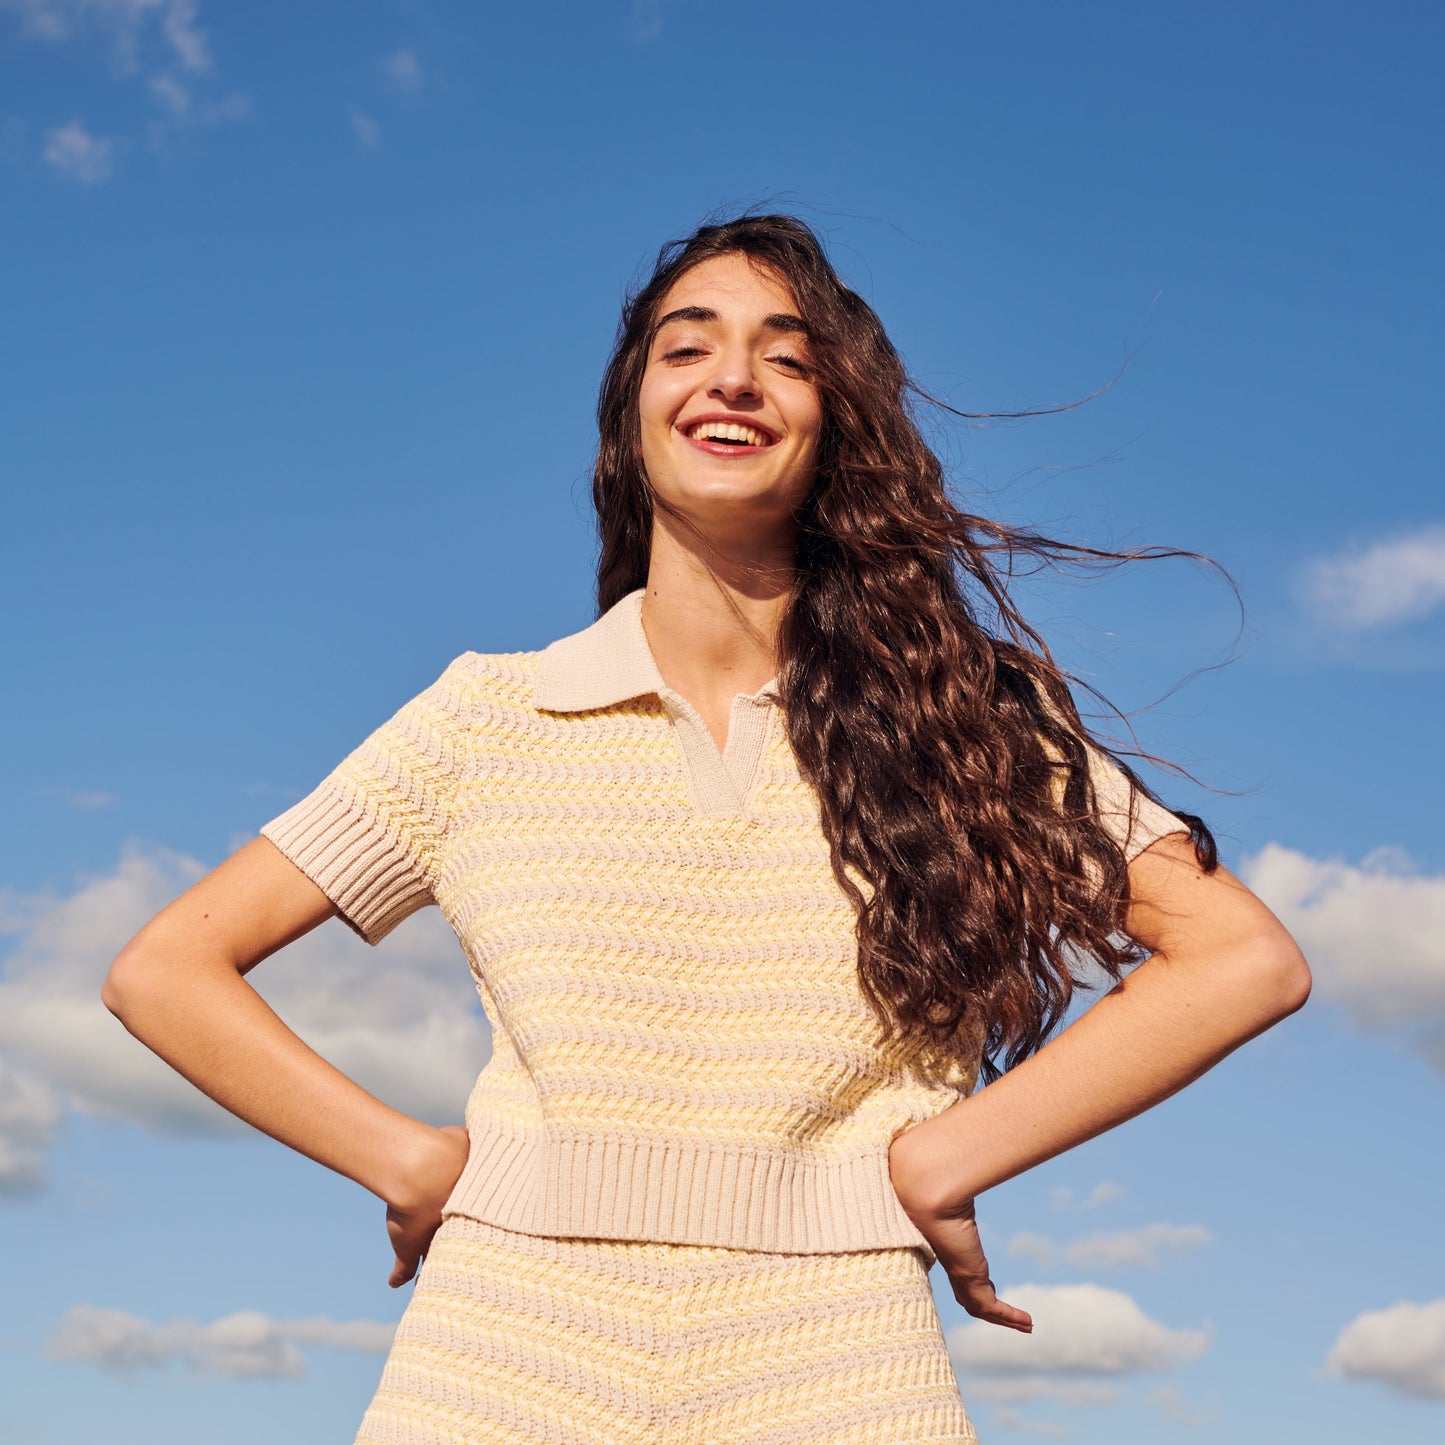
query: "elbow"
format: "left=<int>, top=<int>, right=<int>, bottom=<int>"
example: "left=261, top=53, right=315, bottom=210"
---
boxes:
left=100, top=954, right=130, bottom=1022
left=1249, top=928, right=1312, bottom=1024
left=101, top=943, right=153, bottom=1025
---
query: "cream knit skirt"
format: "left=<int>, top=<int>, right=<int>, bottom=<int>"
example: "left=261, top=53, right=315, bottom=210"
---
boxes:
left=354, top=1214, right=979, bottom=1445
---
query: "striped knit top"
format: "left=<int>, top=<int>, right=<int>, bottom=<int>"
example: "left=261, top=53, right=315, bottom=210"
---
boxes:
left=260, top=588, right=1188, bottom=1255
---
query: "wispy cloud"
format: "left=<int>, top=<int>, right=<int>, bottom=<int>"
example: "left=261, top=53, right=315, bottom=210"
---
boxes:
left=947, top=1282, right=1211, bottom=1390
left=348, top=106, right=380, bottom=148
left=1326, top=1298, right=1445, bottom=1400
left=990, top=1408, right=1069, bottom=1438
left=0, top=1057, right=63, bottom=1196
left=2, top=0, right=247, bottom=176
left=1048, top=1181, right=1122, bottom=1212
left=1298, top=525, right=1445, bottom=632
left=629, top=0, right=663, bottom=43
left=0, top=0, right=210, bottom=74
left=72, top=790, right=119, bottom=810
left=345, top=106, right=378, bottom=149
left=37, top=786, right=119, bottom=810
left=381, top=47, right=423, bottom=93
left=966, top=1376, right=1120, bottom=1407
left=42, top=117, right=116, bottom=182
left=1009, top=1223, right=1213, bottom=1272
left=0, top=843, right=489, bottom=1180
left=46, top=1304, right=395, bottom=1378
left=1147, top=1382, right=1215, bottom=1426
left=147, top=72, right=188, bottom=113
left=1240, top=842, right=1445, bottom=1074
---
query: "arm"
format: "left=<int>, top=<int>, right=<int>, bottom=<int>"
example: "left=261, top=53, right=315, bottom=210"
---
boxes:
left=101, top=836, right=469, bottom=1287
left=887, top=830, right=1312, bottom=1329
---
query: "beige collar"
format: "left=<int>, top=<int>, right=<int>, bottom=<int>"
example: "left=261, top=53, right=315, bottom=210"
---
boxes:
left=534, top=589, right=780, bottom=714
left=533, top=589, right=664, bottom=712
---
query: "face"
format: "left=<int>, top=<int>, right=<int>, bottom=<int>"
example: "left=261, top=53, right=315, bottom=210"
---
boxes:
left=638, top=252, right=823, bottom=550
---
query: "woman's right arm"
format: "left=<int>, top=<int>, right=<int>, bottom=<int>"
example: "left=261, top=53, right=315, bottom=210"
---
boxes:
left=101, top=835, right=468, bottom=1287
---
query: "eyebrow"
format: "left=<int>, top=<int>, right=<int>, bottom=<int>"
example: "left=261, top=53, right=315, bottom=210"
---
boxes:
left=652, top=305, right=810, bottom=338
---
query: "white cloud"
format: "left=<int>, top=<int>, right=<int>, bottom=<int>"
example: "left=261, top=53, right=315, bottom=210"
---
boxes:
left=966, top=1377, right=1120, bottom=1407
left=1300, top=525, right=1445, bottom=632
left=37, top=786, right=119, bottom=810
left=0, top=0, right=210, bottom=74
left=1067, top=1224, right=1212, bottom=1270
left=46, top=1304, right=394, bottom=1378
left=1048, top=1181, right=1122, bottom=1212
left=147, top=72, right=187, bottom=112
left=0, top=1057, right=63, bottom=1196
left=156, top=0, right=203, bottom=70
left=4, top=1, right=242, bottom=171
left=0, top=843, right=490, bottom=1163
left=1147, top=1382, right=1214, bottom=1426
left=1239, top=842, right=1445, bottom=1071
left=348, top=106, right=380, bottom=148
left=990, top=1408, right=1069, bottom=1438
left=196, top=89, right=249, bottom=124
left=1009, top=1232, right=1057, bottom=1268
left=381, top=47, right=422, bottom=92
left=42, top=118, right=116, bottom=182
left=1326, top=1298, right=1445, bottom=1400
left=1010, top=1223, right=1213, bottom=1271
left=948, top=1283, right=1210, bottom=1385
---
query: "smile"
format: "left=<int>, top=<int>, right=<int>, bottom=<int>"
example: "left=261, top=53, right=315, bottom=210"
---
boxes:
left=681, top=417, right=777, bottom=453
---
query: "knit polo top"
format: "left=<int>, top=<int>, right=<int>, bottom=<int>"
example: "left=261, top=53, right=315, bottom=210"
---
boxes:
left=260, top=588, right=1189, bottom=1255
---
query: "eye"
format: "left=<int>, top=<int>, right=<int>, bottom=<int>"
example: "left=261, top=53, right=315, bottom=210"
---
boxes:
left=661, top=346, right=706, bottom=362
left=771, top=354, right=812, bottom=376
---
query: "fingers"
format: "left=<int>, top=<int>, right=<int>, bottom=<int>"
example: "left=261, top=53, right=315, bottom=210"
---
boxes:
left=387, top=1248, right=416, bottom=1294
left=978, top=1295, right=1034, bottom=1333
left=955, top=1278, right=1033, bottom=1332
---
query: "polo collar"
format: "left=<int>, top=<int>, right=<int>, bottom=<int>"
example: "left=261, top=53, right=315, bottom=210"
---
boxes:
left=533, top=589, right=780, bottom=713
left=533, top=589, right=665, bottom=712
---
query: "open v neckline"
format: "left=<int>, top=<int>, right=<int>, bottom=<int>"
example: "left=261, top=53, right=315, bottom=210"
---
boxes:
left=655, top=684, right=778, bottom=816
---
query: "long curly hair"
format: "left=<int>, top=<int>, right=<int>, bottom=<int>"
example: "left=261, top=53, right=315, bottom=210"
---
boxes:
left=593, top=212, right=1218, bottom=1082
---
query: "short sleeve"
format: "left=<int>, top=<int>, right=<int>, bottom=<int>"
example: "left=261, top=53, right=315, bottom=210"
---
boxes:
left=1085, top=743, right=1192, bottom=862
left=259, top=660, right=468, bottom=945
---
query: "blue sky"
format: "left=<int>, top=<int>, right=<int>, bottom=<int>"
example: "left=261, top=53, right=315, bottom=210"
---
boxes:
left=2, top=1, right=1443, bottom=1441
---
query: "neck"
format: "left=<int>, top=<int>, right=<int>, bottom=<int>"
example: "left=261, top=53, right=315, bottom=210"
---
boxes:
left=639, top=514, right=795, bottom=701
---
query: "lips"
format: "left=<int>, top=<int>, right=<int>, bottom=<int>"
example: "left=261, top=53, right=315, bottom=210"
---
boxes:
left=678, top=413, right=779, bottom=454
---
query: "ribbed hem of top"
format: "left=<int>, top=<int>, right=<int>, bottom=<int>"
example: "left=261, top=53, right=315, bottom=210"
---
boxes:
left=260, top=778, right=432, bottom=946
left=442, top=1115, right=935, bottom=1260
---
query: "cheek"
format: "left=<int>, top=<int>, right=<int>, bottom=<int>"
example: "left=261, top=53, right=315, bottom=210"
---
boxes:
left=796, top=397, right=825, bottom=456
left=636, top=379, right=677, bottom=483
left=638, top=369, right=682, bottom=432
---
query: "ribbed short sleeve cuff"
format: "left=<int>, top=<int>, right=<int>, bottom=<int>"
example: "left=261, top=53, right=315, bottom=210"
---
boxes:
left=1086, top=746, right=1192, bottom=861
left=260, top=776, right=434, bottom=945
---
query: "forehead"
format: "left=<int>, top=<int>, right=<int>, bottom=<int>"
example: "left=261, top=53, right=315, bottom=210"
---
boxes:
left=655, top=252, right=799, bottom=320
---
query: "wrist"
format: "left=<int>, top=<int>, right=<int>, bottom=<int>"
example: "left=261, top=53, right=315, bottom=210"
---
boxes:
left=368, top=1118, right=459, bottom=1210
left=889, top=1107, right=980, bottom=1218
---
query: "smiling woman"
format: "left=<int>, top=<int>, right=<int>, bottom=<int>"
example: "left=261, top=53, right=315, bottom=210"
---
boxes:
left=102, top=211, right=1310, bottom=1445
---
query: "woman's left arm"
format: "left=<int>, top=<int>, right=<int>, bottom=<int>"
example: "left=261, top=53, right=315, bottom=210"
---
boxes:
left=888, top=830, right=1312, bottom=1330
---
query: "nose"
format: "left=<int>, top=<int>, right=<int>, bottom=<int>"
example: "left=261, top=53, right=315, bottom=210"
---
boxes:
left=705, top=343, right=762, bottom=404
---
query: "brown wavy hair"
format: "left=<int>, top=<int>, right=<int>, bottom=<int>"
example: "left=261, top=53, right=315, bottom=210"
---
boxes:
left=593, top=212, right=1219, bottom=1082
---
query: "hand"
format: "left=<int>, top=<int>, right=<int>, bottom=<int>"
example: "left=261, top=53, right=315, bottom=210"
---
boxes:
left=384, top=1123, right=470, bottom=1288
left=889, top=1124, right=1032, bottom=1333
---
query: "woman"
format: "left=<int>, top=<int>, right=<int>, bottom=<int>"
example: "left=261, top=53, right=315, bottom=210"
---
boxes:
left=103, top=213, right=1310, bottom=1444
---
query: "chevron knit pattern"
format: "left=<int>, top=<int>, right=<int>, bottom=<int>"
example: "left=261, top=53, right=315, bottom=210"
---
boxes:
left=353, top=1214, right=979, bottom=1445
left=261, top=597, right=1187, bottom=1258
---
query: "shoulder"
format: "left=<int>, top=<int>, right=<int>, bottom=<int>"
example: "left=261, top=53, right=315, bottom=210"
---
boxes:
left=427, top=649, right=546, bottom=721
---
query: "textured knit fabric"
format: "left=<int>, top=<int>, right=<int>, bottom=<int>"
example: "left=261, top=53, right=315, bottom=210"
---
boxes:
left=353, top=1215, right=979, bottom=1445
left=261, top=588, right=1189, bottom=1256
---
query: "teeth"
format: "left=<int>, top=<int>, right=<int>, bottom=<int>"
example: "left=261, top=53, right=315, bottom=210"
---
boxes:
left=688, top=421, right=769, bottom=446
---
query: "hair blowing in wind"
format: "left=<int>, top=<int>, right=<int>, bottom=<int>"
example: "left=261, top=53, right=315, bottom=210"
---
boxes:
left=594, top=213, right=1219, bottom=1083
